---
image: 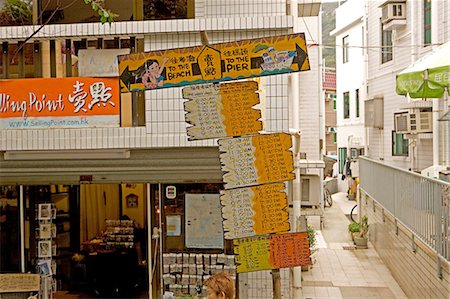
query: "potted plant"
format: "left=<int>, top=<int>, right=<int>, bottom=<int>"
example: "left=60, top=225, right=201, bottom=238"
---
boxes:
left=302, top=225, right=318, bottom=271
left=353, top=215, right=369, bottom=249
left=347, top=221, right=360, bottom=242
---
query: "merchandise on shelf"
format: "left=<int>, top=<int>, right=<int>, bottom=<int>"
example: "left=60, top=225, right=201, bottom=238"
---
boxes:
left=162, top=253, right=236, bottom=297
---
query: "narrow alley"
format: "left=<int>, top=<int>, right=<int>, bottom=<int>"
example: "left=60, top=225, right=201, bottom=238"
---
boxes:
left=301, top=193, right=407, bottom=299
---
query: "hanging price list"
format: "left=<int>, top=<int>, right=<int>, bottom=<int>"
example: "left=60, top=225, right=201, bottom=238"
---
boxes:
left=221, top=183, right=290, bottom=239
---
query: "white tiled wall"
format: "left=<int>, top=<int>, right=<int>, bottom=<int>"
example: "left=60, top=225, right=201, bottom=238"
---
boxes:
left=239, top=269, right=290, bottom=298
left=265, top=74, right=289, bottom=132
left=0, top=127, right=216, bottom=151
left=144, top=29, right=291, bottom=147
left=0, top=16, right=293, bottom=42
left=198, top=0, right=287, bottom=18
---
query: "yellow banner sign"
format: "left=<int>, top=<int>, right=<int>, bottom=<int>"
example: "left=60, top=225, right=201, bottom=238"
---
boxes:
left=220, top=183, right=290, bottom=239
left=218, top=133, right=295, bottom=189
left=118, top=33, right=309, bottom=92
left=183, top=81, right=262, bottom=140
left=233, top=233, right=311, bottom=273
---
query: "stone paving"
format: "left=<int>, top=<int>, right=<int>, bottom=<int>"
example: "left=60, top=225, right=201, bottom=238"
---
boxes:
left=301, top=192, right=408, bottom=299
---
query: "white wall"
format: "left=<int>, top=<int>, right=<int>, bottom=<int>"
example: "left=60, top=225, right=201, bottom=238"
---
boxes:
left=298, top=17, right=321, bottom=160
left=334, top=0, right=364, bottom=31
left=333, top=0, right=366, bottom=191
left=365, top=0, right=436, bottom=171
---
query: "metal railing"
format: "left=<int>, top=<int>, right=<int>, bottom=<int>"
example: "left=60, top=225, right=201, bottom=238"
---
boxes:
left=359, top=156, right=450, bottom=261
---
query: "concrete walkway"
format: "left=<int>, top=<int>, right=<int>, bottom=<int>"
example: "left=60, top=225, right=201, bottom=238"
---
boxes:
left=301, top=192, right=407, bottom=299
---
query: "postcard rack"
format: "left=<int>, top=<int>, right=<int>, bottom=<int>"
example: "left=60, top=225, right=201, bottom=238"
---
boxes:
left=36, top=203, right=57, bottom=299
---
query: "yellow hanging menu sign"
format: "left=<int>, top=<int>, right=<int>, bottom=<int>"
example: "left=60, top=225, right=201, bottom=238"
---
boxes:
left=233, top=232, right=311, bottom=273
left=233, top=236, right=272, bottom=273
left=218, top=133, right=295, bottom=189
left=220, top=183, right=290, bottom=239
left=183, top=81, right=262, bottom=140
left=118, top=33, right=309, bottom=92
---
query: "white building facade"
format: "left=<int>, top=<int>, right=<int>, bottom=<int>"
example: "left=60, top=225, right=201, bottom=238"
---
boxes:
left=366, top=0, right=449, bottom=173
left=331, top=0, right=366, bottom=192
left=333, top=0, right=449, bottom=182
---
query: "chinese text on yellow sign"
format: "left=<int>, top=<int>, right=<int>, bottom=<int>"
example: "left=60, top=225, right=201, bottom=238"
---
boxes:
left=220, top=183, right=290, bottom=239
left=183, top=81, right=262, bottom=140
left=118, top=33, right=309, bottom=92
left=218, top=133, right=295, bottom=189
left=233, top=233, right=311, bottom=273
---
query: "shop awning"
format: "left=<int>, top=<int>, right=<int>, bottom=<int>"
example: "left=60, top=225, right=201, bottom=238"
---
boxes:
left=0, top=148, right=223, bottom=185
left=396, top=41, right=450, bottom=98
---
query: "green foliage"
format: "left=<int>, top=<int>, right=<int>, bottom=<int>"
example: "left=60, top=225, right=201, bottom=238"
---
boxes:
left=358, top=215, right=369, bottom=238
left=321, top=2, right=338, bottom=68
left=0, top=0, right=117, bottom=25
left=348, top=215, right=369, bottom=238
left=83, top=0, right=118, bottom=24
left=348, top=222, right=361, bottom=233
left=307, top=225, right=317, bottom=252
left=0, top=0, right=32, bottom=25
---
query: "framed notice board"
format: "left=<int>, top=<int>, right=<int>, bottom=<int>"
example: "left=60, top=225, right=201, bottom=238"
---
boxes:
left=185, top=193, right=224, bottom=249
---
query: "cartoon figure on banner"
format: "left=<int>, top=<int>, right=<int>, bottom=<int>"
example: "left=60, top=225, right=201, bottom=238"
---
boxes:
left=142, top=57, right=169, bottom=89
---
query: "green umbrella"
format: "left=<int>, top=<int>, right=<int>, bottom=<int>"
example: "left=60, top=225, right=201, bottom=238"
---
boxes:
left=396, top=41, right=450, bottom=98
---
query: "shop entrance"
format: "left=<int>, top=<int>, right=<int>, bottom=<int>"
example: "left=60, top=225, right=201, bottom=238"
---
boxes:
left=1, top=184, right=149, bottom=299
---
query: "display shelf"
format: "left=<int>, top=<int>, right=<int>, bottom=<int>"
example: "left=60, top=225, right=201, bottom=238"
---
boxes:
left=162, top=253, right=236, bottom=298
left=103, top=219, right=135, bottom=249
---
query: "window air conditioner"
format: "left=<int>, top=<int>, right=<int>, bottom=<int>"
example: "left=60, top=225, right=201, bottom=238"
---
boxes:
left=408, top=111, right=432, bottom=133
left=380, top=1, right=407, bottom=30
left=394, top=112, right=409, bottom=133
left=381, top=2, right=406, bottom=23
left=300, top=174, right=320, bottom=207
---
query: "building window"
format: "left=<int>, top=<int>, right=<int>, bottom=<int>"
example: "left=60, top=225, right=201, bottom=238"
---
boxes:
left=342, top=35, right=349, bottom=63
left=424, top=0, right=432, bottom=45
left=144, top=0, right=191, bottom=20
left=381, top=20, right=393, bottom=63
left=338, top=147, right=347, bottom=174
left=356, top=89, right=360, bottom=118
left=333, top=132, right=337, bottom=143
left=0, top=42, right=36, bottom=78
left=343, top=92, right=350, bottom=119
left=392, top=131, right=409, bottom=156
left=393, top=4, right=403, bottom=16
